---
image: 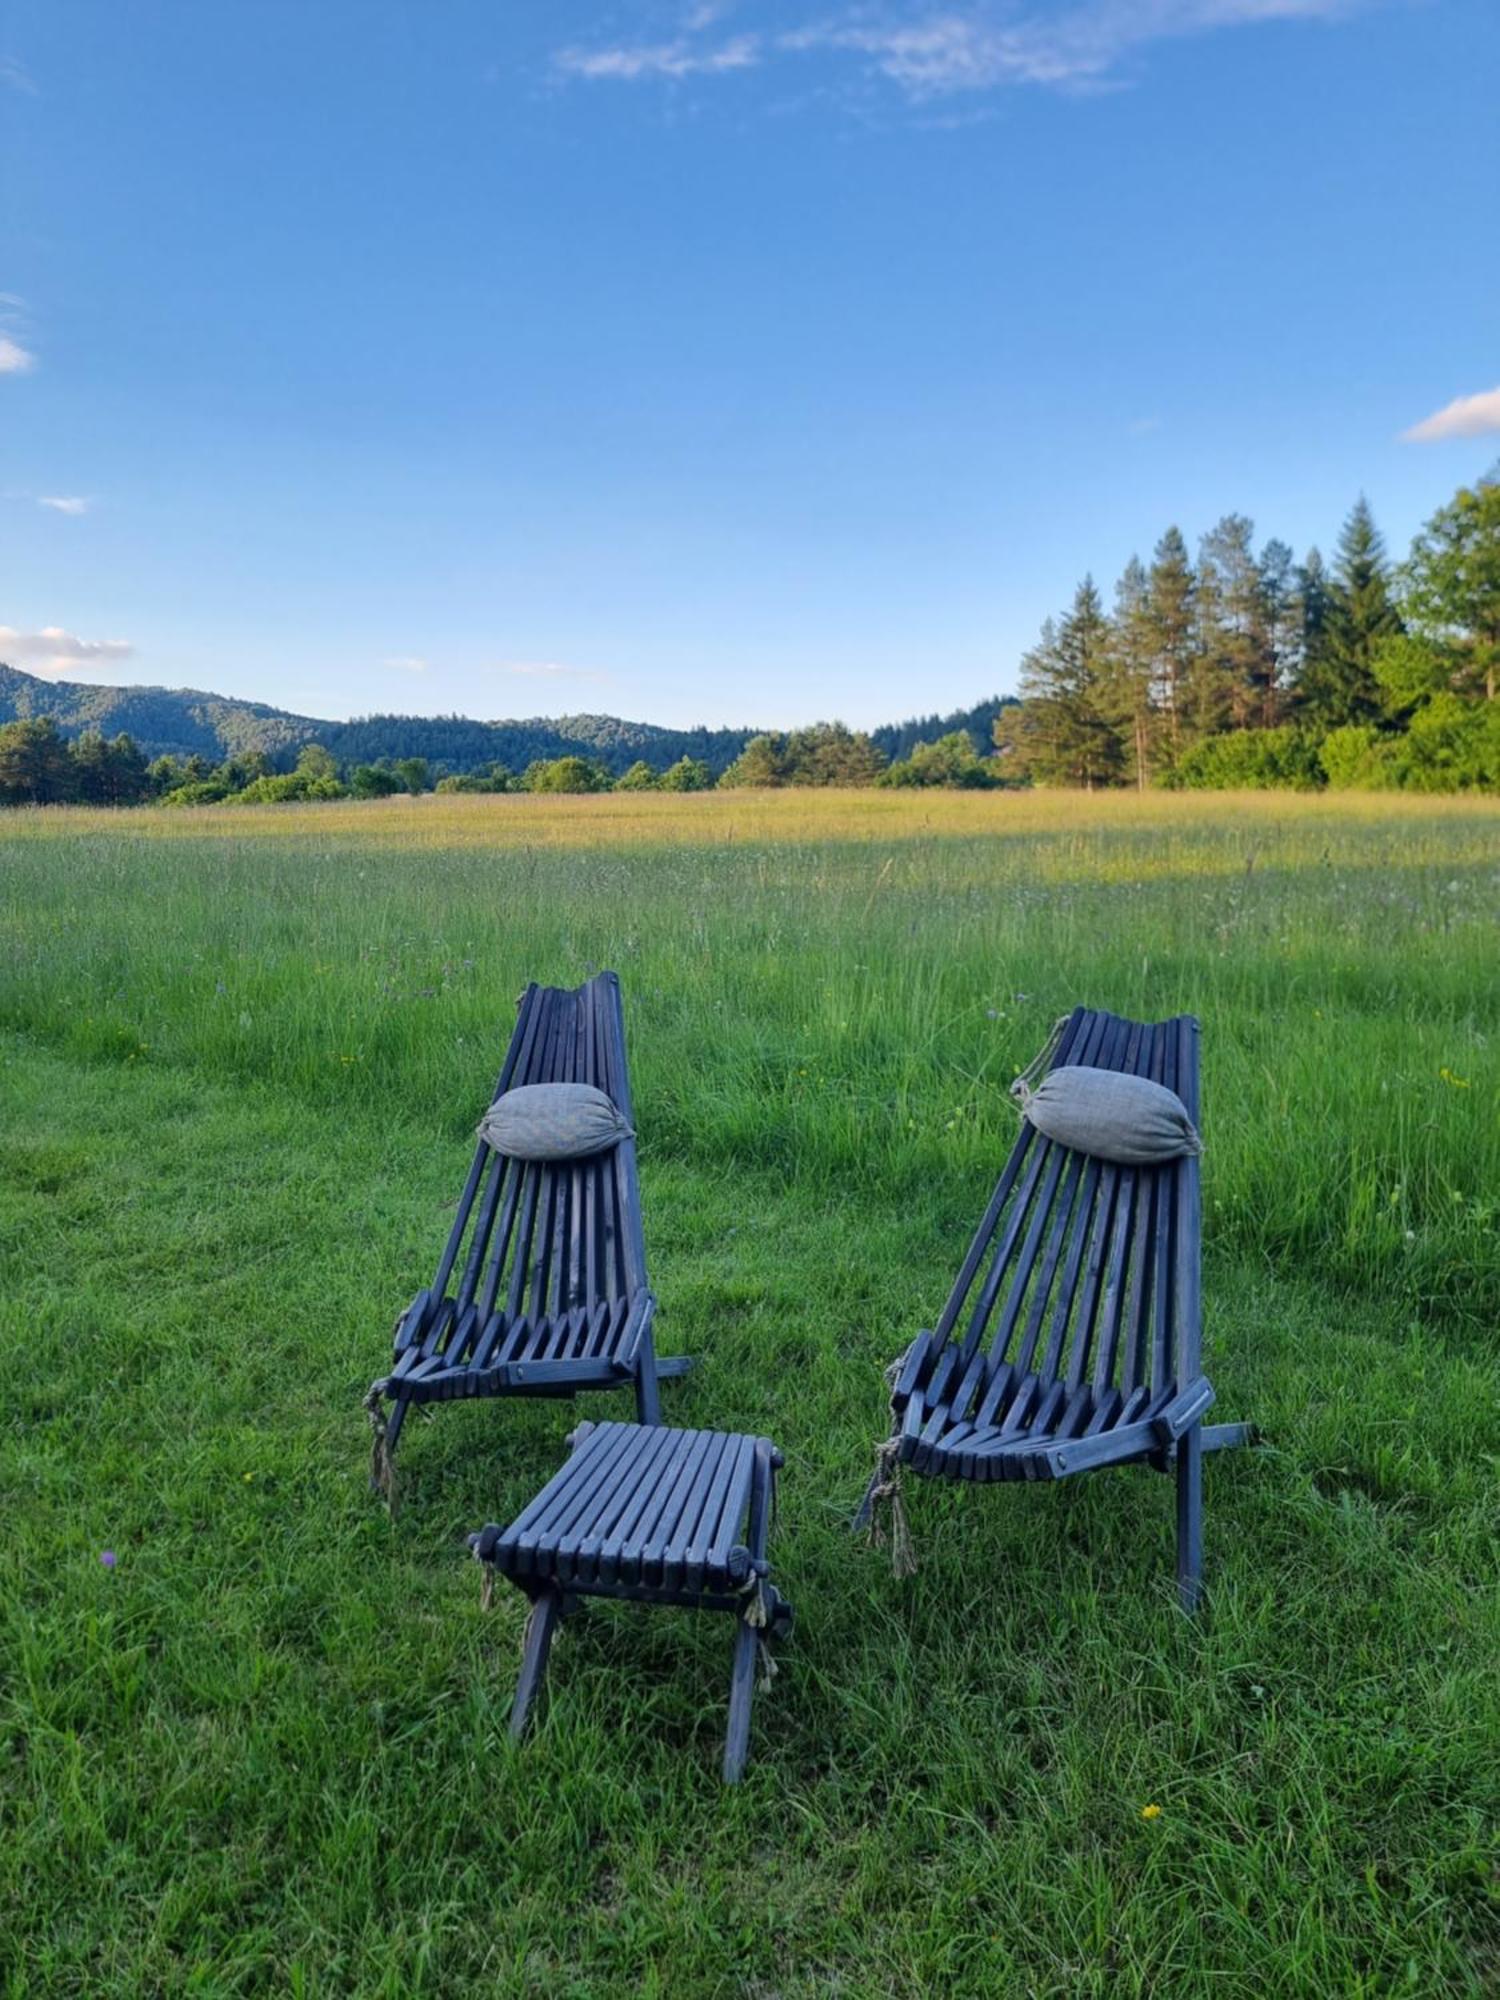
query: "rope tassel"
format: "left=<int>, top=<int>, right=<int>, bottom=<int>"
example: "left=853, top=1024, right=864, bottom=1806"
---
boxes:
left=866, top=1436, right=917, bottom=1578
left=364, top=1383, right=398, bottom=1513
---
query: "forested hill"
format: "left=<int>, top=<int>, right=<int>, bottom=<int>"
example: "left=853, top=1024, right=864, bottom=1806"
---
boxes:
left=0, top=663, right=1010, bottom=777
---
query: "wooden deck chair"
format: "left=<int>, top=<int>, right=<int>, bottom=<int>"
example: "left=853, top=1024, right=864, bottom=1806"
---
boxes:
left=855, top=1007, right=1253, bottom=1610
left=364, top=972, right=690, bottom=1499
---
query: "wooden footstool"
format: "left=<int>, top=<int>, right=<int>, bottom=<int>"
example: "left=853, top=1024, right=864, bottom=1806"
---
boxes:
left=468, top=1420, right=794, bottom=1782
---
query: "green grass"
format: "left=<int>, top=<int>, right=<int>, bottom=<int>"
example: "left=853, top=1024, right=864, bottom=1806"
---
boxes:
left=2, top=789, right=1497, bottom=1995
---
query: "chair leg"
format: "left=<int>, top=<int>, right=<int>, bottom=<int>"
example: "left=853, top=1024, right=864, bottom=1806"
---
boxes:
left=384, top=1395, right=410, bottom=1458
left=509, top=1589, right=562, bottom=1741
left=1175, top=1425, right=1204, bottom=1613
left=723, top=1617, right=759, bottom=1784
left=635, top=1338, right=662, bottom=1426
left=850, top=1462, right=882, bottom=1533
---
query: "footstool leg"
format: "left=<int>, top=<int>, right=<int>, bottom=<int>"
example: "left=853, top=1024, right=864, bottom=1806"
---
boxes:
left=510, top=1588, right=562, bottom=1742
left=723, top=1618, right=759, bottom=1784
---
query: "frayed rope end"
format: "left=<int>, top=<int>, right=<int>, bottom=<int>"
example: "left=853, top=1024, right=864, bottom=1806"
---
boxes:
left=364, top=1383, right=398, bottom=1514
left=865, top=1437, right=918, bottom=1579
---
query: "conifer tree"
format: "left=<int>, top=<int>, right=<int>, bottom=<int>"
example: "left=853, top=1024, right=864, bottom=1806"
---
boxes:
left=1015, top=578, right=1124, bottom=788
left=1109, top=555, right=1157, bottom=788
left=1298, top=498, right=1401, bottom=725
left=1144, top=527, right=1197, bottom=766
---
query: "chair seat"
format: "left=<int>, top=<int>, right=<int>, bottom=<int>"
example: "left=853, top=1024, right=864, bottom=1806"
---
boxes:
left=481, top=1421, right=775, bottom=1601
left=389, top=1292, right=648, bottom=1402
left=899, top=1370, right=1211, bottom=1483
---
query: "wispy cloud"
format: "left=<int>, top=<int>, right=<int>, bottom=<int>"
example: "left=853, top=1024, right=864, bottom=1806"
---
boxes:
left=559, top=0, right=1366, bottom=98
left=1402, top=385, right=1500, bottom=444
left=556, top=34, right=759, bottom=80
left=0, top=55, right=37, bottom=95
left=384, top=654, right=429, bottom=673
left=0, top=335, right=35, bottom=375
left=39, top=495, right=90, bottom=516
left=0, top=625, right=135, bottom=678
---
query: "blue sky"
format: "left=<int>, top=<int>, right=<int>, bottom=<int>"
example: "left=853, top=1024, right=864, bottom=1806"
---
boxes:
left=2, top=1, right=1497, bottom=730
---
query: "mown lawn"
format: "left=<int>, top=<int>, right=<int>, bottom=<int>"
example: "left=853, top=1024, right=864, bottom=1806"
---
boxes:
left=2, top=789, right=1497, bottom=1996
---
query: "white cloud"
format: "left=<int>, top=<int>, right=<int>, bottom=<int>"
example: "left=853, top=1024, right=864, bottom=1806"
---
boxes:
left=0, top=625, right=135, bottom=677
left=560, top=0, right=1365, bottom=97
left=0, top=335, right=35, bottom=374
left=0, top=55, right=37, bottom=95
left=384, top=654, right=429, bottom=673
left=39, top=495, right=90, bottom=516
left=556, top=34, right=759, bottom=80
left=1402, top=386, right=1500, bottom=445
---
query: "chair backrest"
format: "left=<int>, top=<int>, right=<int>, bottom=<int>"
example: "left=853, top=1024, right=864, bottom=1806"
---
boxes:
left=931, top=1008, right=1202, bottom=1402
left=429, top=973, right=650, bottom=1322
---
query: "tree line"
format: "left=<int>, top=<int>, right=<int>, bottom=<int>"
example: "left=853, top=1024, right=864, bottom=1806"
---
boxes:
left=3, top=467, right=1494, bottom=807
left=1009, top=469, right=1499, bottom=791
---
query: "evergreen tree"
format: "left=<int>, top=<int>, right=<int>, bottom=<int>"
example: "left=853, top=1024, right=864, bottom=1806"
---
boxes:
left=1014, top=578, right=1124, bottom=788
left=1194, top=515, right=1271, bottom=735
left=1257, top=539, right=1298, bottom=726
left=783, top=722, right=886, bottom=786
left=0, top=718, right=74, bottom=804
left=719, top=734, right=790, bottom=787
left=1299, top=498, right=1401, bottom=726
left=1144, top=527, right=1197, bottom=767
left=1108, top=555, right=1157, bottom=788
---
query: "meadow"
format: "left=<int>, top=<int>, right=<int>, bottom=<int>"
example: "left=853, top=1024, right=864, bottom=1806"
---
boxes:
left=1, top=788, right=1497, bottom=1996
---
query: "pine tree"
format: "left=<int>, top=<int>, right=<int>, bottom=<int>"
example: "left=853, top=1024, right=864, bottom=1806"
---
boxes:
left=1015, top=578, right=1125, bottom=788
left=1108, top=556, right=1157, bottom=788
left=1257, top=539, right=1298, bottom=726
left=0, top=718, right=74, bottom=804
left=1298, top=498, right=1401, bottom=725
left=1144, top=527, right=1196, bottom=768
left=1194, top=515, right=1272, bottom=735
left=1290, top=547, right=1331, bottom=708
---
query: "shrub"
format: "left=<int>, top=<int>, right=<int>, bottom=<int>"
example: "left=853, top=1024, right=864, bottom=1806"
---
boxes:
left=1170, top=726, right=1325, bottom=791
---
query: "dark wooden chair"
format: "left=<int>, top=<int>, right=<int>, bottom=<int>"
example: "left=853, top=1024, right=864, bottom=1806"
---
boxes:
left=365, top=972, right=689, bottom=1495
left=469, top=1419, right=793, bottom=1782
left=855, top=1006, right=1253, bottom=1610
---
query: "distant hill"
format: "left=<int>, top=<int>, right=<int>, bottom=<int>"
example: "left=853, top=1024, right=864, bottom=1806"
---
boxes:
left=0, top=662, right=1014, bottom=777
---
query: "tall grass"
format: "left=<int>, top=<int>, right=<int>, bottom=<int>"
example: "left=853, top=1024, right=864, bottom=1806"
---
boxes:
left=2, top=789, right=1497, bottom=1995
left=4, top=790, right=1496, bottom=1323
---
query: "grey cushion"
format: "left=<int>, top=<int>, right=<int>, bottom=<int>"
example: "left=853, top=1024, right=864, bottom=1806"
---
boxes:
left=1012, top=1065, right=1201, bottom=1165
left=478, top=1082, right=633, bottom=1161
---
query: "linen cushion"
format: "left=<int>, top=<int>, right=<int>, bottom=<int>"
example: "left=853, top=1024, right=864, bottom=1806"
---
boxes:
left=478, top=1082, right=633, bottom=1161
left=1012, top=1065, right=1201, bottom=1165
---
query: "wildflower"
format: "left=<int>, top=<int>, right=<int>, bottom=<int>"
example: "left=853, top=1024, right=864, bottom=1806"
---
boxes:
left=1140, top=1803, right=1162, bottom=1821
left=243, top=1472, right=254, bottom=1482
left=1439, top=1067, right=1471, bottom=1090
left=100, top=1549, right=116, bottom=1569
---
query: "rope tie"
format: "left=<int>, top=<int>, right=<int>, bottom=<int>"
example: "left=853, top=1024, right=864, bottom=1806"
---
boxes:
left=884, top=1340, right=915, bottom=1395
left=364, top=1382, right=397, bottom=1512
left=470, top=1526, right=501, bottom=1610
left=738, top=1568, right=779, bottom=1692
left=739, top=1568, right=769, bottom=1630
left=1009, top=1012, right=1071, bottom=1112
left=866, top=1435, right=917, bottom=1578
